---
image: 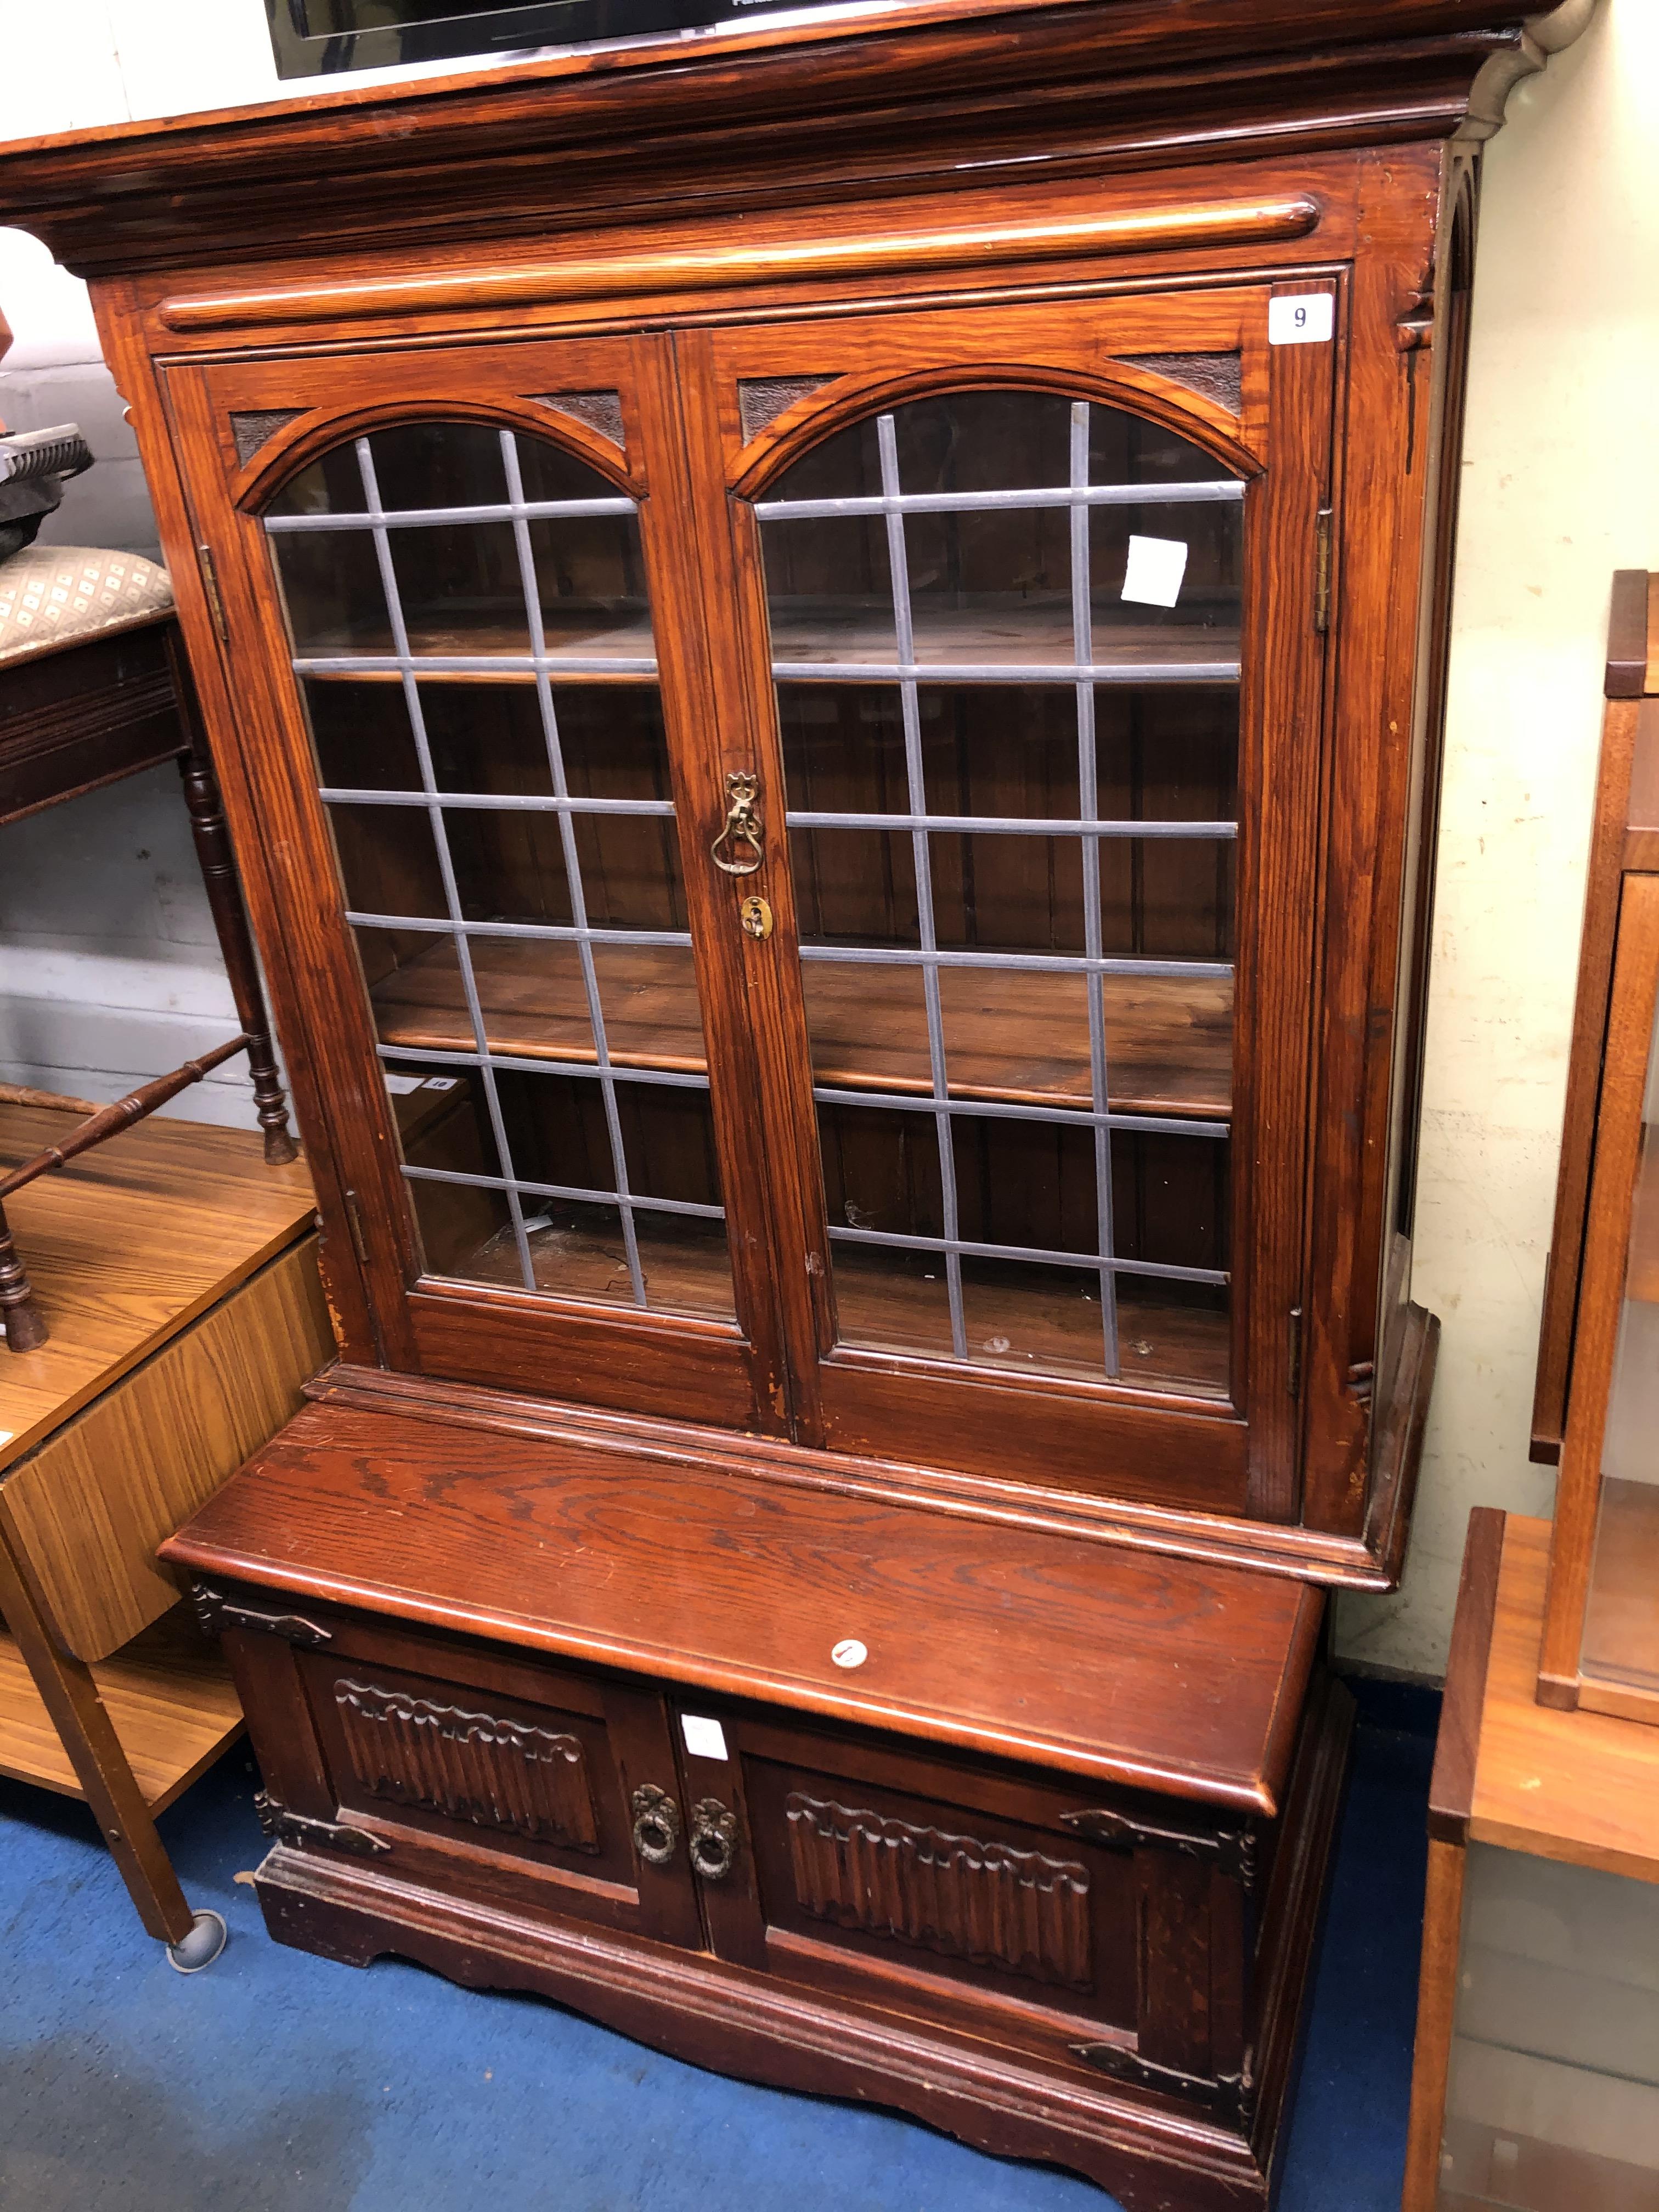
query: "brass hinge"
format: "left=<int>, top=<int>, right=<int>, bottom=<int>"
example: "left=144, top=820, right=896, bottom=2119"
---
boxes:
left=1059, top=1805, right=1257, bottom=1890
left=342, top=1188, right=372, bottom=1269
left=1068, top=2044, right=1256, bottom=2129
left=1289, top=1304, right=1305, bottom=1398
left=196, top=543, right=229, bottom=647
left=193, top=1584, right=334, bottom=1647
left=1314, top=507, right=1333, bottom=633
left=256, top=1791, right=392, bottom=1858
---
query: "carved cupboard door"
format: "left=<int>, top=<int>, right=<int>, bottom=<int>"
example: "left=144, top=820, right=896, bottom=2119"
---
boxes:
left=667, top=1701, right=1251, bottom=2108
left=673, top=286, right=1336, bottom=1519
left=163, top=337, right=792, bottom=1434
left=215, top=1597, right=706, bottom=1948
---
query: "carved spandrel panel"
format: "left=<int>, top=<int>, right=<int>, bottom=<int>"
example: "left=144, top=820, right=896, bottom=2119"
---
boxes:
left=531, top=390, right=626, bottom=449
left=1116, top=352, right=1243, bottom=414
left=230, top=408, right=304, bottom=466
left=737, top=376, right=836, bottom=443
left=784, top=1791, right=1092, bottom=1990
left=335, top=1678, right=601, bottom=1852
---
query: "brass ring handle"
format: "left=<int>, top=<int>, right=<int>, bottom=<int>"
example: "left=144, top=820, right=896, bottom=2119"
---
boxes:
left=630, top=1784, right=683, bottom=1867
left=689, top=1798, right=738, bottom=1882
left=710, top=771, right=764, bottom=876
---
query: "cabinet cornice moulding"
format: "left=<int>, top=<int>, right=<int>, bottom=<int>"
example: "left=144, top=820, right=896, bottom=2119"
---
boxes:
left=0, top=0, right=1592, bottom=284
left=157, top=197, right=1321, bottom=334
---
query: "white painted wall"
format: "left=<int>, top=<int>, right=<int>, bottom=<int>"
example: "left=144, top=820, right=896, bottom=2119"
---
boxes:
left=1336, top=0, right=1659, bottom=1675
left=0, top=1, right=1651, bottom=1669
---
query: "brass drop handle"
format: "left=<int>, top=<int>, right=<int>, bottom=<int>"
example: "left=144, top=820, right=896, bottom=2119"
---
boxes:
left=630, top=1784, right=683, bottom=1867
left=689, top=1798, right=739, bottom=1882
left=710, top=771, right=764, bottom=876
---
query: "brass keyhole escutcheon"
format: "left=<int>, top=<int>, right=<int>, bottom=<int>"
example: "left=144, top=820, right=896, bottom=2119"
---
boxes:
left=740, top=895, right=774, bottom=941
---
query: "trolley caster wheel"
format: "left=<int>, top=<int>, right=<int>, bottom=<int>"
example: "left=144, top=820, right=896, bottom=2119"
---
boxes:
left=166, top=1909, right=228, bottom=1973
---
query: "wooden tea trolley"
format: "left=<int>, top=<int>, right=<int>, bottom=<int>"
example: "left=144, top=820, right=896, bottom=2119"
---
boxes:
left=0, top=0, right=1588, bottom=2195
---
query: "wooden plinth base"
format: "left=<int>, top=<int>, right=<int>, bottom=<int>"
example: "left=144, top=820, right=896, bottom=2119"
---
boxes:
left=251, top=1672, right=1350, bottom=2212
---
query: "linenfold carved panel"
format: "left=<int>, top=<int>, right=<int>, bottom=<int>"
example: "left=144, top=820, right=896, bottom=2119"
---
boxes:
left=1116, top=353, right=1243, bottom=414
left=335, top=1678, right=600, bottom=1852
left=784, top=1792, right=1092, bottom=1989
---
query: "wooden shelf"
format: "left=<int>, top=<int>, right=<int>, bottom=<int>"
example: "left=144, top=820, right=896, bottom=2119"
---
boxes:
left=372, top=935, right=1233, bottom=1120
left=434, top=1213, right=1226, bottom=1393
left=0, top=1104, right=320, bottom=1475
left=0, top=1605, right=243, bottom=1814
left=300, top=600, right=1240, bottom=687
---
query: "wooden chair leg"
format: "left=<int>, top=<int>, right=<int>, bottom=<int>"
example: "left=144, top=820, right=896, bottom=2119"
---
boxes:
left=0, top=1522, right=198, bottom=1948
left=0, top=1197, right=49, bottom=1351
left=165, top=629, right=298, bottom=1169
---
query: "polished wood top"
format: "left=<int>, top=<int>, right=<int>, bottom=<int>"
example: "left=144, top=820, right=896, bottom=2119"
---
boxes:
left=0, top=1104, right=318, bottom=1474
left=1468, top=1514, right=1659, bottom=1885
left=161, top=1397, right=1322, bottom=1813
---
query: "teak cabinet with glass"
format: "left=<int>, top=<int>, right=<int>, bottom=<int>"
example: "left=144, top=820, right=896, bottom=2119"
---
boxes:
left=0, top=2, right=1588, bottom=2201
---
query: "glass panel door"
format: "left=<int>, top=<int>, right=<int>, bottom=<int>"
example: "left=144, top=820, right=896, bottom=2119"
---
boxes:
left=756, top=391, right=1238, bottom=1396
left=263, top=416, right=736, bottom=1323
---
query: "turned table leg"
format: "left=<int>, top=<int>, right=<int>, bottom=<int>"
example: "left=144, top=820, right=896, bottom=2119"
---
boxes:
left=166, top=631, right=297, bottom=1167
left=0, top=1197, right=48, bottom=1351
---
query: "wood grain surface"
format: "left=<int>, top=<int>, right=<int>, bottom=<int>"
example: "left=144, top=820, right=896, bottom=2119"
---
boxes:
left=1, top=1235, right=332, bottom=1662
left=1537, top=872, right=1659, bottom=1700
left=1532, top=575, right=1653, bottom=1462
left=0, top=1605, right=243, bottom=1813
left=162, top=1400, right=1321, bottom=1812
left=373, top=936, right=1233, bottom=1119
left=1471, top=1514, right=1659, bottom=1884
left=0, top=1105, right=319, bottom=1472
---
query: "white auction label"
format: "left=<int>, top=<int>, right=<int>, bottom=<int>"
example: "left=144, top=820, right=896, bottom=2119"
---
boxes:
left=681, top=1714, right=729, bottom=1761
left=831, top=1639, right=868, bottom=1670
left=1268, top=294, right=1334, bottom=346
left=1121, top=535, right=1189, bottom=611
left=421, top=1076, right=459, bottom=1092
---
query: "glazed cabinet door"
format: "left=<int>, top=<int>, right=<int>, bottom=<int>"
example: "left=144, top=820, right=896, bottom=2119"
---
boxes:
left=165, top=339, right=786, bottom=1432
left=675, top=286, right=1335, bottom=1515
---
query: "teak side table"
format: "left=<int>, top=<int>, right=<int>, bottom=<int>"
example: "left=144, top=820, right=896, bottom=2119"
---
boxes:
left=0, top=1106, right=329, bottom=1966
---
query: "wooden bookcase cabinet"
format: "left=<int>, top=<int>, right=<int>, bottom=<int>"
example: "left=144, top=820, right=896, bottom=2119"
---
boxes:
left=0, top=2, right=1589, bottom=2199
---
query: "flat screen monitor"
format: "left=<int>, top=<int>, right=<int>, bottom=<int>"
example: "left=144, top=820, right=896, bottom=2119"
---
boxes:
left=266, top=0, right=834, bottom=76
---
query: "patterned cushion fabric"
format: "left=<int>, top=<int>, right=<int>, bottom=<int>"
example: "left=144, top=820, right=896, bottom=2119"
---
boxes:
left=0, top=544, right=173, bottom=665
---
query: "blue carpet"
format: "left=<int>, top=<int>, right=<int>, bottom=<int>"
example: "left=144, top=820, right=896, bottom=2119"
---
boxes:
left=0, top=1682, right=1434, bottom=2211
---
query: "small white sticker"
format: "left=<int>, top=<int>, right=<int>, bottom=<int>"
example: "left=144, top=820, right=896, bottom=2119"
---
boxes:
left=1121, top=535, right=1189, bottom=611
left=383, top=1073, right=425, bottom=1094
left=1268, top=294, right=1334, bottom=346
left=681, top=1714, right=729, bottom=1761
left=831, top=1639, right=868, bottom=1671
left=421, top=1077, right=459, bottom=1092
